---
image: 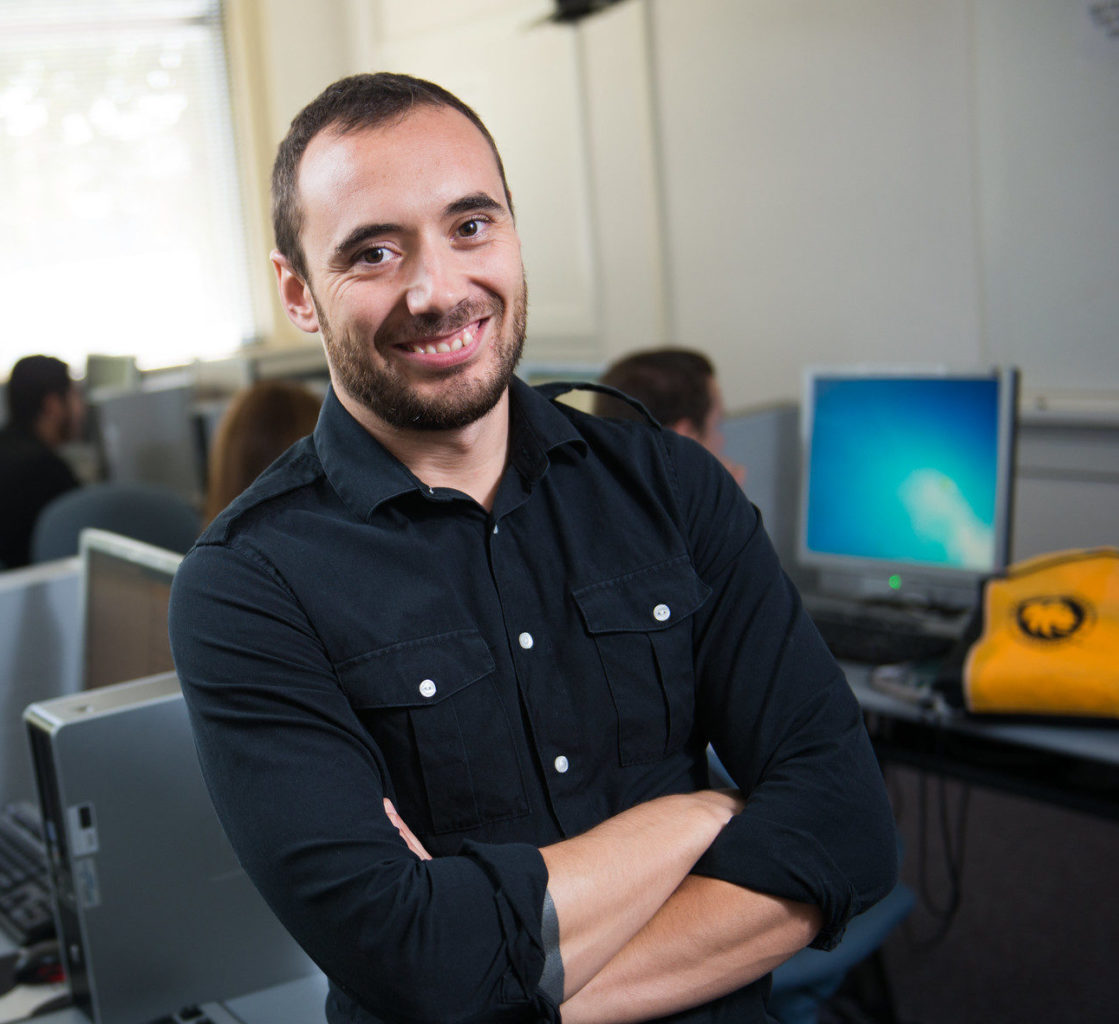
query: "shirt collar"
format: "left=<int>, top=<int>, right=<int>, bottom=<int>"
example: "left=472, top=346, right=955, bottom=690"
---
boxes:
left=313, top=377, right=587, bottom=521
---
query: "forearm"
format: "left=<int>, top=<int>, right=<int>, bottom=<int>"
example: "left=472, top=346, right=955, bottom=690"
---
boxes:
left=561, top=873, right=822, bottom=1024
left=541, top=790, right=742, bottom=1000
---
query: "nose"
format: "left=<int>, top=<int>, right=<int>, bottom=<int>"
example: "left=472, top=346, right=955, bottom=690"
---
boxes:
left=404, top=242, right=465, bottom=317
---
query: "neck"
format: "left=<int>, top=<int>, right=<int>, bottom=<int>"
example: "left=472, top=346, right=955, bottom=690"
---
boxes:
left=338, top=388, right=512, bottom=511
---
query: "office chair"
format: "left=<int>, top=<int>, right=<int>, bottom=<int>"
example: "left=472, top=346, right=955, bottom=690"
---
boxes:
left=30, top=481, right=200, bottom=562
left=706, top=747, right=914, bottom=1024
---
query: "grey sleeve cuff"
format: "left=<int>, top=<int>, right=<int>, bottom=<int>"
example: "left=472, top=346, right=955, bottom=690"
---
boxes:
left=538, top=888, right=565, bottom=1005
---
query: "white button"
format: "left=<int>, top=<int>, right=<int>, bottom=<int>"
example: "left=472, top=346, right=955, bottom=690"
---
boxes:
left=518, top=632, right=534, bottom=650
left=493, top=524, right=500, bottom=535
left=554, top=755, right=570, bottom=774
left=418, top=679, right=437, bottom=698
left=653, top=603, right=671, bottom=622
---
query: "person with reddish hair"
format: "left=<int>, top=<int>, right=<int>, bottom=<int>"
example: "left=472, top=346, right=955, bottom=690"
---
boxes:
left=203, top=380, right=323, bottom=524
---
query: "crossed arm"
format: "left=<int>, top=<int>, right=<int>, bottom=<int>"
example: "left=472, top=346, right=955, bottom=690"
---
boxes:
left=387, top=789, right=822, bottom=1022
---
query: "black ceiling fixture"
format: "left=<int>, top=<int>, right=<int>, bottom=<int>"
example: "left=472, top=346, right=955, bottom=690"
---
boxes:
left=550, top=0, right=629, bottom=24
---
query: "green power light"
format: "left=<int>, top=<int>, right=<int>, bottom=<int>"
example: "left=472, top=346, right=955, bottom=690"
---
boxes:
left=887, top=574, right=902, bottom=590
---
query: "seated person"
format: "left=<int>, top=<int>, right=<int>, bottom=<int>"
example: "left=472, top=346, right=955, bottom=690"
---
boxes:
left=594, top=347, right=746, bottom=485
left=203, top=380, right=323, bottom=523
left=0, top=356, right=84, bottom=568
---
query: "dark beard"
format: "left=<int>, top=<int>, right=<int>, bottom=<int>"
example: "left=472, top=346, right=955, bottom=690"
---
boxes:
left=319, top=284, right=527, bottom=431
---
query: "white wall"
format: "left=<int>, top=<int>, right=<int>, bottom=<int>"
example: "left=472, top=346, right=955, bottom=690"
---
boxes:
left=646, top=0, right=982, bottom=408
left=231, top=0, right=1119, bottom=413
left=975, top=0, right=1119, bottom=399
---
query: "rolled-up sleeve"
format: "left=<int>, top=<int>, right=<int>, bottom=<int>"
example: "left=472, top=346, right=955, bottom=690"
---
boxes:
left=669, top=436, right=898, bottom=949
left=169, top=543, right=556, bottom=1022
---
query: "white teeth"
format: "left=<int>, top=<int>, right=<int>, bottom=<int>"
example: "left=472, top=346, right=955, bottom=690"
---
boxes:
left=408, top=327, right=475, bottom=356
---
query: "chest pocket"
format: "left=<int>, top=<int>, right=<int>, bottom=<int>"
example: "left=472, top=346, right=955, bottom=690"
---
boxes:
left=337, top=630, right=529, bottom=835
left=573, top=557, right=711, bottom=766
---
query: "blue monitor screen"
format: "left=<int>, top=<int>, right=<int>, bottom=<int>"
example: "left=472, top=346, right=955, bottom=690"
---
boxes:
left=803, top=374, right=1008, bottom=574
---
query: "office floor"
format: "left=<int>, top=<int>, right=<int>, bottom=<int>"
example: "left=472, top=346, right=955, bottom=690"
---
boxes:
left=878, top=764, right=1119, bottom=1024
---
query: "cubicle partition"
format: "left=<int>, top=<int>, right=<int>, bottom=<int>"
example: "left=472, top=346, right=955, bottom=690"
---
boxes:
left=0, top=558, right=82, bottom=807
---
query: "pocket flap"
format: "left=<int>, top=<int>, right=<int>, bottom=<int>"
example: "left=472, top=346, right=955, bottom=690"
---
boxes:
left=337, top=630, right=496, bottom=709
left=573, top=557, right=710, bottom=635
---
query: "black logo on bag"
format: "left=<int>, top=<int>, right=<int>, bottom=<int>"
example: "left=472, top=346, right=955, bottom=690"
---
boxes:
left=1015, top=596, right=1089, bottom=641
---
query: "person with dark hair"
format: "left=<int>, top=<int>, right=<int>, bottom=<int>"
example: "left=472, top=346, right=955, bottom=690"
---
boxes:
left=169, top=72, right=896, bottom=1024
left=0, top=356, right=84, bottom=568
left=595, top=348, right=746, bottom=485
left=203, top=380, right=323, bottom=524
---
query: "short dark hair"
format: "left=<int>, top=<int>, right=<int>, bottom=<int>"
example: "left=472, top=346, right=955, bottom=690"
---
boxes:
left=594, top=348, right=715, bottom=432
left=7, top=356, right=72, bottom=428
left=272, top=72, right=513, bottom=283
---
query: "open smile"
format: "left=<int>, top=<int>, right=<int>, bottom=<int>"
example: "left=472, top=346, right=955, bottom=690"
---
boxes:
left=396, top=318, right=489, bottom=364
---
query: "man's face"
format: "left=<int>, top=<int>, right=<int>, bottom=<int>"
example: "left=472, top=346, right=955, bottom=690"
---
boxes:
left=278, top=104, right=526, bottom=431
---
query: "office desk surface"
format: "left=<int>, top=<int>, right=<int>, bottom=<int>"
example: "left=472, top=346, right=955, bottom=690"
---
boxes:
left=845, top=662, right=1119, bottom=818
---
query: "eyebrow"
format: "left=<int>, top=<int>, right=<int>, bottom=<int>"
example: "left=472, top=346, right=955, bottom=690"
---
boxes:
left=444, top=192, right=504, bottom=218
left=330, top=193, right=506, bottom=262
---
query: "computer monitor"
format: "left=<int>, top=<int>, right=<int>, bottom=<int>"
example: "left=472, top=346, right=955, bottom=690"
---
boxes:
left=93, top=377, right=203, bottom=506
left=798, top=365, right=1019, bottom=610
left=78, top=529, right=181, bottom=691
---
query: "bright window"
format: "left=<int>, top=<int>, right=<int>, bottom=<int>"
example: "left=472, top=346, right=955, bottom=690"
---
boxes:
left=0, top=0, right=254, bottom=377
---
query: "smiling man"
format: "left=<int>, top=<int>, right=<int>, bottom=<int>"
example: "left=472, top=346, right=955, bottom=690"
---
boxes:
left=170, top=73, right=897, bottom=1024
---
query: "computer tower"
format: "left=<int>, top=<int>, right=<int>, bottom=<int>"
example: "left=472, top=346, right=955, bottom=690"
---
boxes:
left=24, top=673, right=317, bottom=1024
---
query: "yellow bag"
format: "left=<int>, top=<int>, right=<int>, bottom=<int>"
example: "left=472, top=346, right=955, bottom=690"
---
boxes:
left=963, top=547, right=1119, bottom=717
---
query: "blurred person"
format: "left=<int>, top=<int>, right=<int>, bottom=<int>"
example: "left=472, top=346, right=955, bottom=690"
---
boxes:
left=204, top=380, right=323, bottom=523
left=595, top=348, right=746, bottom=486
left=0, top=355, right=84, bottom=568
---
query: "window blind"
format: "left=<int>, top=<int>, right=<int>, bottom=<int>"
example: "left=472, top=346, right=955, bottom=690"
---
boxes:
left=0, top=0, right=255, bottom=377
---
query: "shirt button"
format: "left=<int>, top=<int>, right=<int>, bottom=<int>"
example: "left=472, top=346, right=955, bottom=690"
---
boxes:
left=554, top=755, right=570, bottom=774
left=418, top=679, right=437, bottom=698
left=492, top=524, right=500, bottom=535
left=518, top=632, right=534, bottom=650
left=653, top=603, right=671, bottom=622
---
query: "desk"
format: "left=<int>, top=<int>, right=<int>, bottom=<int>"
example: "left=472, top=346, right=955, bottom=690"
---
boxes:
left=845, top=662, right=1119, bottom=820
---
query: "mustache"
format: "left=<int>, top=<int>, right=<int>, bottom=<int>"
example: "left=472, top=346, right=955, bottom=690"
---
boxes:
left=385, top=299, right=500, bottom=346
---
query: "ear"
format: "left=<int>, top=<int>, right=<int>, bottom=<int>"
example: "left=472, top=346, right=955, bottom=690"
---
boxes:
left=271, top=250, right=321, bottom=334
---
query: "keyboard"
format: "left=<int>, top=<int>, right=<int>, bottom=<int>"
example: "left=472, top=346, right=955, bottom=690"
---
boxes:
left=0, top=802, right=55, bottom=947
left=805, top=595, right=970, bottom=666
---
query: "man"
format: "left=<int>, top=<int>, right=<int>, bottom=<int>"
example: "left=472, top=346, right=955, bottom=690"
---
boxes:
left=169, top=73, right=896, bottom=1023
left=594, top=348, right=746, bottom=486
left=0, top=355, right=83, bottom=568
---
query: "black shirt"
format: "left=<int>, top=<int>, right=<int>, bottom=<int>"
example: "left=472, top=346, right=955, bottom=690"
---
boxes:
left=0, top=423, right=79, bottom=568
left=169, top=378, right=896, bottom=1023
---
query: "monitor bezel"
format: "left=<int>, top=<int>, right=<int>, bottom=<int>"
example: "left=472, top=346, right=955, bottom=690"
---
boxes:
left=77, top=528, right=183, bottom=690
left=796, top=364, right=1019, bottom=609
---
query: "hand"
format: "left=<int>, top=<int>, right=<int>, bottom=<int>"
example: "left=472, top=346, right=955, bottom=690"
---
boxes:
left=383, top=798, right=432, bottom=860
